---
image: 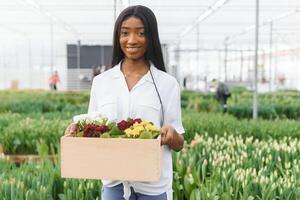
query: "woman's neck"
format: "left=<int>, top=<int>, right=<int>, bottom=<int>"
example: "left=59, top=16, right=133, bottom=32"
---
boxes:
left=121, top=58, right=150, bottom=75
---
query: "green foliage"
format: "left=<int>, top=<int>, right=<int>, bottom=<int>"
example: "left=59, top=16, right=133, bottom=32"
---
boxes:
left=181, top=89, right=300, bottom=120
left=0, top=117, right=68, bottom=154
left=1, top=89, right=300, bottom=199
left=228, top=104, right=300, bottom=120
left=172, top=134, right=300, bottom=200
left=0, top=159, right=102, bottom=200
left=0, top=113, right=23, bottom=132
left=183, top=111, right=300, bottom=143
left=0, top=90, right=88, bottom=114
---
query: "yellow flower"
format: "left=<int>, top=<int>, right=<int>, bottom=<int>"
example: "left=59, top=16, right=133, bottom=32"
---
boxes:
left=133, top=122, right=144, bottom=127
left=125, top=120, right=159, bottom=138
left=125, top=127, right=142, bottom=138
left=135, top=126, right=145, bottom=133
left=145, top=123, right=159, bottom=132
left=139, top=121, right=150, bottom=126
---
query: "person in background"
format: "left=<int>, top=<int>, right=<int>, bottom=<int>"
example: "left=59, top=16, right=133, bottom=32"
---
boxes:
left=92, top=65, right=100, bottom=79
left=183, top=76, right=187, bottom=89
left=216, top=82, right=231, bottom=113
left=49, top=70, right=60, bottom=91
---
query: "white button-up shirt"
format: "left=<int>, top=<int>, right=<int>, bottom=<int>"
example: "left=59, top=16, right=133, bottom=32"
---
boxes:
left=88, top=62, right=184, bottom=198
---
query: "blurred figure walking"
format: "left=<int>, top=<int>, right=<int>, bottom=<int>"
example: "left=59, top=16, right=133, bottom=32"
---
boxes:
left=92, top=65, right=101, bottom=79
left=216, top=82, right=231, bottom=113
left=49, top=70, right=60, bottom=91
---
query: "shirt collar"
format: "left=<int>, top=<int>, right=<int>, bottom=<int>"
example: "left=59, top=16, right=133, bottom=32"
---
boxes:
left=112, top=61, right=158, bottom=83
left=112, top=62, right=122, bottom=78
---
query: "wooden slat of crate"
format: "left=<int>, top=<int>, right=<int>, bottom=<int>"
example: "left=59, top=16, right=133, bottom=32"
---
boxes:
left=7, top=155, right=58, bottom=164
left=0, top=144, right=57, bottom=164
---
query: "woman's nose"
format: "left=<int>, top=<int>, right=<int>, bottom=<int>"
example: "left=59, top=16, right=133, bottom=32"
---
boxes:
left=128, top=33, right=138, bottom=44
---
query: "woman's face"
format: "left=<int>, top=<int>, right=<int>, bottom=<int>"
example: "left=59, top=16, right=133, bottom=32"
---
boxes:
left=119, top=17, right=147, bottom=62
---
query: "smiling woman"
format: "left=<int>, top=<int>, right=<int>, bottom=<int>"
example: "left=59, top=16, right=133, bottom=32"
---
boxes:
left=118, top=17, right=148, bottom=91
left=119, top=17, right=147, bottom=61
left=111, top=5, right=165, bottom=72
left=65, top=5, right=185, bottom=200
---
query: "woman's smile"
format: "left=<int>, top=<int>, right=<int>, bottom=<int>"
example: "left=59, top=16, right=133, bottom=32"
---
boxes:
left=126, top=46, right=141, bottom=53
left=120, top=17, right=147, bottom=61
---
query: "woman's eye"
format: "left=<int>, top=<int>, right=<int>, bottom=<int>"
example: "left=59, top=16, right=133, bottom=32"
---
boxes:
left=121, top=31, right=128, bottom=36
left=138, top=32, right=145, bottom=36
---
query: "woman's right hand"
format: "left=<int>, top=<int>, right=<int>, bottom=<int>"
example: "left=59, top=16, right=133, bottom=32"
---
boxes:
left=64, top=122, right=78, bottom=136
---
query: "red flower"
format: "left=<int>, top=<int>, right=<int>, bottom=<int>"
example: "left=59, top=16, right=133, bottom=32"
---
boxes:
left=128, top=118, right=142, bottom=126
left=127, top=118, right=134, bottom=126
left=117, top=118, right=142, bottom=131
left=117, top=120, right=131, bottom=131
left=83, top=124, right=96, bottom=137
left=83, top=124, right=109, bottom=137
left=133, top=118, right=142, bottom=124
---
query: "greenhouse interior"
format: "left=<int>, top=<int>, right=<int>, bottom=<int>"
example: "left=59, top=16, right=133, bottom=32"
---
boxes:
left=1, top=0, right=300, bottom=199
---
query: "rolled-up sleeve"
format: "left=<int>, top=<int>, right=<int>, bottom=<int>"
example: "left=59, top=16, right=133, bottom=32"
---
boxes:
left=163, top=82, right=185, bottom=134
left=88, top=79, right=98, bottom=114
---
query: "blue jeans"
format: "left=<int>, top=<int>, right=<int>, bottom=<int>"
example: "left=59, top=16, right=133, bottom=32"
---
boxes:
left=102, top=183, right=167, bottom=200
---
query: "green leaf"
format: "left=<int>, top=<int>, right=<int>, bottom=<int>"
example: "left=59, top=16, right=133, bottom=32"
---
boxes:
left=190, top=188, right=201, bottom=200
left=139, top=131, right=152, bottom=139
left=108, top=125, right=123, bottom=136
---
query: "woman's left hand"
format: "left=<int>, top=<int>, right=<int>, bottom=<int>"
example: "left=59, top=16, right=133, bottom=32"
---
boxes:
left=160, top=125, right=184, bottom=152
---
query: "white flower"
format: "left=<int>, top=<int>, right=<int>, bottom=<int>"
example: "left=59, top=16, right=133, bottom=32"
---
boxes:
left=73, top=112, right=108, bottom=124
left=285, top=162, right=291, bottom=169
left=73, top=114, right=90, bottom=123
left=90, top=112, right=106, bottom=121
left=0, top=153, right=5, bottom=159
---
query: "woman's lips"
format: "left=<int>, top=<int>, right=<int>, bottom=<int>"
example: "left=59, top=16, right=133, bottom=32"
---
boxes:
left=126, top=47, right=141, bottom=53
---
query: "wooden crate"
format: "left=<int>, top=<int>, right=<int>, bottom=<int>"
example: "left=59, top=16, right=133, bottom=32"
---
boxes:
left=60, top=136, right=163, bottom=182
left=0, top=143, right=57, bottom=164
left=7, top=155, right=57, bottom=164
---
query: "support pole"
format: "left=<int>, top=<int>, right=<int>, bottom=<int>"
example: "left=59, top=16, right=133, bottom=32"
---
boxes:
left=253, top=0, right=260, bottom=119
left=196, top=23, right=200, bottom=90
left=114, top=0, right=117, bottom=21
left=50, top=21, right=54, bottom=73
left=77, top=40, right=81, bottom=90
left=224, top=37, right=229, bottom=82
left=268, top=22, right=273, bottom=92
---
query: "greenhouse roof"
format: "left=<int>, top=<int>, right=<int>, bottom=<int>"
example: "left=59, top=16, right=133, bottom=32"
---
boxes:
left=0, top=0, right=299, bottom=49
